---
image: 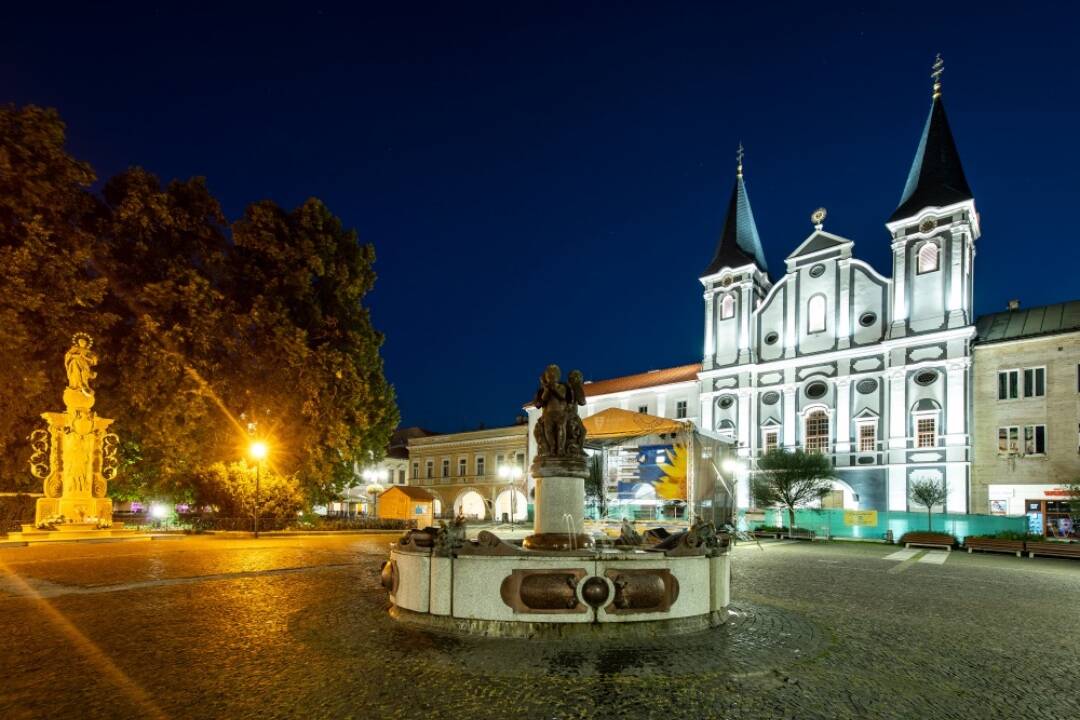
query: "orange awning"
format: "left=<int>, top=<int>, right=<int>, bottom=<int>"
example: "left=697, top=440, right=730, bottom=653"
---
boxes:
left=583, top=407, right=686, bottom=442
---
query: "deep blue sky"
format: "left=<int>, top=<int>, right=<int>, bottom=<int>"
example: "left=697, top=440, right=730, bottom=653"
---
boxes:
left=4, top=2, right=1079, bottom=432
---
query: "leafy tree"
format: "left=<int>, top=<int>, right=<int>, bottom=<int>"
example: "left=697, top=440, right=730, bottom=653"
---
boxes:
left=191, top=461, right=304, bottom=520
left=909, top=478, right=948, bottom=531
left=584, top=453, right=607, bottom=518
left=0, top=105, right=399, bottom=506
left=751, top=449, right=836, bottom=535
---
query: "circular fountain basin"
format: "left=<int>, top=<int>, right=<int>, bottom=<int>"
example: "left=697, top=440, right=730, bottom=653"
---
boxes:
left=383, top=532, right=731, bottom=638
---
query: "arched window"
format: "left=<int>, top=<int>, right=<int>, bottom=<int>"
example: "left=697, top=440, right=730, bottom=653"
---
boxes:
left=720, top=294, right=735, bottom=320
left=716, top=419, right=735, bottom=440
left=807, top=294, right=827, bottom=334
left=804, top=409, right=829, bottom=454
left=917, top=242, right=939, bottom=274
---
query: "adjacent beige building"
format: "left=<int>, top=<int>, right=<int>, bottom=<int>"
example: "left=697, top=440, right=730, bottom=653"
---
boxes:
left=972, top=301, right=1080, bottom=535
left=407, top=424, right=529, bottom=521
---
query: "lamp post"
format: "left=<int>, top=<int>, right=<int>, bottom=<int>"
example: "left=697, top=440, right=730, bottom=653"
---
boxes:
left=498, top=463, right=523, bottom=527
left=362, top=467, right=388, bottom=516
left=249, top=440, right=268, bottom=538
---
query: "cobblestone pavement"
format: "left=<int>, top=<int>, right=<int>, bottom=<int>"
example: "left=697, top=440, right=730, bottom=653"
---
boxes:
left=1, top=535, right=1078, bottom=719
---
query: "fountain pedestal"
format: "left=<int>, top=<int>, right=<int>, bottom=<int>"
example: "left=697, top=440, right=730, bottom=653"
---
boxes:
left=523, top=457, right=592, bottom=552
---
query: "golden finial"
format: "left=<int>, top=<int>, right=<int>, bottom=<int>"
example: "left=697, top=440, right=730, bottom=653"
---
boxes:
left=736, top=142, right=744, bottom=178
left=931, top=53, right=944, bottom=99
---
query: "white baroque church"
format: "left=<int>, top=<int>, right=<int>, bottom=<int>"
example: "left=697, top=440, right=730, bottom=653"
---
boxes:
left=530, top=60, right=979, bottom=515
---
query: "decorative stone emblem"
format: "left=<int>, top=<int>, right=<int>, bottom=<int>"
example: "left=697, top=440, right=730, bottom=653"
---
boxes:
left=919, top=217, right=937, bottom=233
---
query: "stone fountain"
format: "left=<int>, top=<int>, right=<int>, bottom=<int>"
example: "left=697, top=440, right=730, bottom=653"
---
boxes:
left=382, top=365, right=732, bottom=637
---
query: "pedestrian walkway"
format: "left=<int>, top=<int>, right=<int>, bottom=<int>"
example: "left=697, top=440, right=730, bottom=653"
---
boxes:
left=883, top=547, right=950, bottom=565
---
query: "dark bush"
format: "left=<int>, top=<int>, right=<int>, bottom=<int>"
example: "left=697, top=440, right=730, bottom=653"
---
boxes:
left=0, top=494, right=36, bottom=534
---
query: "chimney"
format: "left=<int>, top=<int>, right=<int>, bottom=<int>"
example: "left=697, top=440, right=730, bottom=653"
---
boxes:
left=1007, top=299, right=1020, bottom=311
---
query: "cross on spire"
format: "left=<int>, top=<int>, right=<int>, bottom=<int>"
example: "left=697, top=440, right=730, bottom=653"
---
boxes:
left=931, top=53, right=944, bottom=99
left=736, top=142, right=744, bottom=178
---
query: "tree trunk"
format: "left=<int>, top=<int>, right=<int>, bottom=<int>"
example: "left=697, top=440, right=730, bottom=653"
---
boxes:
left=927, top=507, right=932, bottom=532
left=788, top=507, right=796, bottom=538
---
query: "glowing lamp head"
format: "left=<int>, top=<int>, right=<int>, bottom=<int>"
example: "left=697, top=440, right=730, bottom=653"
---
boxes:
left=249, top=441, right=268, bottom=461
left=150, top=504, right=169, bottom=519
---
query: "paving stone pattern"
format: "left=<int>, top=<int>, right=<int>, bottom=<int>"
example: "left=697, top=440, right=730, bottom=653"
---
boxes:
left=1, top=536, right=1078, bottom=719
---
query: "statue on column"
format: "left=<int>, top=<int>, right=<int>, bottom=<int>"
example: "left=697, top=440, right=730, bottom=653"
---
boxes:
left=30, top=333, right=117, bottom=528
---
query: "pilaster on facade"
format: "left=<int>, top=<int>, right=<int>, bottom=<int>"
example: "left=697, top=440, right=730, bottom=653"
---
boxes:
left=834, top=377, right=852, bottom=454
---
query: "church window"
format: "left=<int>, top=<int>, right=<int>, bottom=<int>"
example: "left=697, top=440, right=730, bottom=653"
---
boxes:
left=858, top=422, right=877, bottom=452
left=915, top=416, right=937, bottom=448
left=761, top=391, right=779, bottom=405
left=804, top=410, right=829, bottom=453
left=917, top=242, right=939, bottom=274
left=856, top=378, right=878, bottom=394
left=805, top=381, right=828, bottom=400
left=716, top=419, right=735, bottom=440
left=764, top=331, right=779, bottom=345
left=718, top=395, right=735, bottom=410
left=762, top=428, right=779, bottom=452
left=914, top=370, right=938, bottom=386
left=858, top=312, right=877, bottom=327
left=720, top=294, right=735, bottom=320
left=809, top=264, right=826, bottom=278
left=807, top=294, right=827, bottom=333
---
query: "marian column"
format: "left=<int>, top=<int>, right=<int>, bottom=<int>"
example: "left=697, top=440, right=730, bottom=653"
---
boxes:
left=31, top=334, right=118, bottom=527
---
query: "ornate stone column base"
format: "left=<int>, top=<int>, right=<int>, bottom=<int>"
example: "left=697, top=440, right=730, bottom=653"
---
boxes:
left=524, top=457, right=592, bottom=552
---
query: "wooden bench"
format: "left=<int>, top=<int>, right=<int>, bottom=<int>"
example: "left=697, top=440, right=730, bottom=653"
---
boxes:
left=964, top=538, right=1024, bottom=557
left=900, top=532, right=955, bottom=551
left=1026, top=541, right=1080, bottom=560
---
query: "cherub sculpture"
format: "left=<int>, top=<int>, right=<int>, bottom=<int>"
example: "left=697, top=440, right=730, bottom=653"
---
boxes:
left=533, top=364, right=587, bottom=459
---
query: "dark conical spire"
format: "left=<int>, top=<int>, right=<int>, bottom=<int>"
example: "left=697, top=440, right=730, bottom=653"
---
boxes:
left=889, top=55, right=973, bottom=222
left=703, top=144, right=767, bottom=275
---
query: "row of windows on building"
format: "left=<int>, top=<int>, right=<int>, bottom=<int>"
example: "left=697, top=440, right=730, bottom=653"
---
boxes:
left=636, top=400, right=689, bottom=418
left=997, top=365, right=1080, bottom=400
left=752, top=410, right=939, bottom=455
left=412, top=452, right=526, bottom=481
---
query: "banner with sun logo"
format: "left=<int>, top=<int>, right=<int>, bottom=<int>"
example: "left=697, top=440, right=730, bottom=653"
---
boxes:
left=615, top=444, right=688, bottom=501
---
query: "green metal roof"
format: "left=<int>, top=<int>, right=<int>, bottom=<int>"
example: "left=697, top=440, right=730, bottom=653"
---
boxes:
left=974, top=301, right=1080, bottom=344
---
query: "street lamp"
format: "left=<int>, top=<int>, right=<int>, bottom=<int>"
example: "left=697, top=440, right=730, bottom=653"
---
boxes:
left=498, top=463, right=523, bottom=527
left=362, top=467, right=388, bottom=516
left=249, top=440, right=268, bottom=538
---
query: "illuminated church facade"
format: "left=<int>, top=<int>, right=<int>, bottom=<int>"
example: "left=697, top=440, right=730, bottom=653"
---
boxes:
left=533, top=58, right=980, bottom=514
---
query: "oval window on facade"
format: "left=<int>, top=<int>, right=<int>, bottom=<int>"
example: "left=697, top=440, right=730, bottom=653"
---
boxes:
left=859, top=312, right=877, bottom=327
left=805, top=381, right=828, bottom=399
left=718, top=395, right=735, bottom=410
left=762, top=391, right=779, bottom=405
left=809, top=264, right=826, bottom=278
left=764, top=331, right=779, bottom=345
left=856, top=378, right=878, bottom=394
left=914, top=370, right=938, bottom=386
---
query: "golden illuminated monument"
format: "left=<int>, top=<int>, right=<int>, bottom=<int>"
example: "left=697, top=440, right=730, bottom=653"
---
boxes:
left=30, top=333, right=119, bottom=527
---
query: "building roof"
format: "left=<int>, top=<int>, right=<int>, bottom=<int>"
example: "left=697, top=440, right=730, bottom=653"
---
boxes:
left=579, top=362, right=702, bottom=398
left=975, top=301, right=1080, bottom=345
left=381, top=485, right=436, bottom=501
left=890, top=96, right=973, bottom=222
left=703, top=173, right=767, bottom=276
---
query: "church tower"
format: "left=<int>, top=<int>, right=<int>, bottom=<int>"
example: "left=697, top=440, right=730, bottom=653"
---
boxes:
left=701, top=145, right=771, bottom=369
left=886, top=54, right=980, bottom=338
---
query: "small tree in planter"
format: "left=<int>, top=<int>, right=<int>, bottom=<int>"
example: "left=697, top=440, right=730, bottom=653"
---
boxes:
left=751, top=450, right=836, bottom=538
left=909, top=478, right=949, bottom=531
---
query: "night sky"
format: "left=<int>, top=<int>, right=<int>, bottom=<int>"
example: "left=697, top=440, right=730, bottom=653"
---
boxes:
left=4, top=2, right=1079, bottom=432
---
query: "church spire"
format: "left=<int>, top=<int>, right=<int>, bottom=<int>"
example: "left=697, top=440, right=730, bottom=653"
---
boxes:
left=889, top=54, right=973, bottom=222
left=703, top=144, right=768, bottom=276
